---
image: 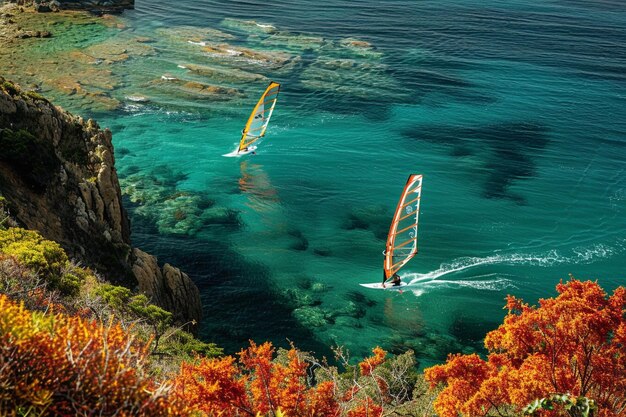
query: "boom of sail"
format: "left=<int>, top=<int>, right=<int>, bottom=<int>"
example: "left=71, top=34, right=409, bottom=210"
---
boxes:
left=238, top=81, right=281, bottom=153
left=383, top=174, right=423, bottom=281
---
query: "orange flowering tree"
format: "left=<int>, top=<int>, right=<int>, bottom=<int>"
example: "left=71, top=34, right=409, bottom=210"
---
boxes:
left=424, top=279, right=626, bottom=417
left=0, top=294, right=183, bottom=416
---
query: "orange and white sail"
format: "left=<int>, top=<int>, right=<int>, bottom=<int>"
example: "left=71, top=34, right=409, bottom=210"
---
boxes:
left=238, top=81, right=281, bottom=153
left=383, top=174, right=423, bottom=281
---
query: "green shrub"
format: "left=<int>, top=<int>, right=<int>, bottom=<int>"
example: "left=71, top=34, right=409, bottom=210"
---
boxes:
left=95, top=283, right=132, bottom=309
left=160, top=329, right=223, bottom=358
left=95, top=284, right=177, bottom=353
left=0, top=228, right=81, bottom=295
left=58, top=265, right=89, bottom=297
left=128, top=294, right=173, bottom=352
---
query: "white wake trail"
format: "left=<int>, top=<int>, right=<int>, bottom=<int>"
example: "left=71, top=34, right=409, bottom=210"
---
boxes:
left=401, top=241, right=624, bottom=297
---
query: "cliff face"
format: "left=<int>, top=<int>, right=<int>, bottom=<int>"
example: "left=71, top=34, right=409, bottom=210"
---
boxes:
left=0, top=77, right=201, bottom=327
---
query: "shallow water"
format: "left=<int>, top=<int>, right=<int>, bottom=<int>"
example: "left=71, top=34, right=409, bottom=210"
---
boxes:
left=6, top=0, right=626, bottom=366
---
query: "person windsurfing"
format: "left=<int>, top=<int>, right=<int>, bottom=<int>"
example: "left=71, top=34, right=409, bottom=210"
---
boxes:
left=382, top=271, right=401, bottom=288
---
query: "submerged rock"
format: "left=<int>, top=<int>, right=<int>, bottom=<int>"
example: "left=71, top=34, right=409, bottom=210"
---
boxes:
left=341, top=205, right=389, bottom=240
left=311, top=282, right=328, bottom=293
left=332, top=301, right=366, bottom=319
left=338, top=37, right=382, bottom=59
left=221, top=18, right=278, bottom=35
left=258, top=31, right=327, bottom=51
left=150, top=77, right=243, bottom=101
left=293, top=306, right=332, bottom=328
left=155, top=25, right=235, bottom=44
left=183, top=63, right=267, bottom=83
left=281, top=287, right=321, bottom=309
left=288, top=228, right=309, bottom=251
left=201, top=43, right=293, bottom=70
left=121, top=166, right=238, bottom=236
left=82, top=37, right=156, bottom=63
left=340, top=38, right=373, bottom=49
left=345, top=290, right=377, bottom=307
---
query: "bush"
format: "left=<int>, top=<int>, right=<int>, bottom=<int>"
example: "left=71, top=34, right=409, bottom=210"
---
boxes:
left=0, top=255, right=47, bottom=310
left=0, top=228, right=71, bottom=289
left=159, top=329, right=223, bottom=358
left=0, top=228, right=91, bottom=297
left=171, top=343, right=429, bottom=417
left=424, top=279, right=626, bottom=417
left=0, top=293, right=185, bottom=416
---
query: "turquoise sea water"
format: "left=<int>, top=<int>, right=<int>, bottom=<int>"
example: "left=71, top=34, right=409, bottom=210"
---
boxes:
left=51, top=0, right=626, bottom=365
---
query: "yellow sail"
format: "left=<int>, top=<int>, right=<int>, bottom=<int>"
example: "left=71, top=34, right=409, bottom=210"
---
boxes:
left=238, top=81, right=281, bottom=153
left=383, top=174, right=423, bottom=281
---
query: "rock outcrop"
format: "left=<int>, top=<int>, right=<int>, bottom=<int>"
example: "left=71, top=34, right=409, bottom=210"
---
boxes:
left=0, top=77, right=201, bottom=327
left=6, top=0, right=134, bottom=14
left=132, top=248, right=202, bottom=325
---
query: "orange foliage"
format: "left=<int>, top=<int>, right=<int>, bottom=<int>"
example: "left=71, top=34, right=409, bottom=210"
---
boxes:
left=425, top=279, right=626, bottom=417
left=175, top=355, right=250, bottom=416
left=0, top=294, right=182, bottom=416
left=175, top=341, right=404, bottom=416
left=346, top=398, right=383, bottom=417
left=358, top=346, right=386, bottom=377
left=357, top=347, right=390, bottom=404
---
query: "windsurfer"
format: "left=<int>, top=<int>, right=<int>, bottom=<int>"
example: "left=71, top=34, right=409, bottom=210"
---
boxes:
left=382, top=272, right=401, bottom=288
left=242, top=147, right=256, bottom=155
left=392, top=273, right=401, bottom=286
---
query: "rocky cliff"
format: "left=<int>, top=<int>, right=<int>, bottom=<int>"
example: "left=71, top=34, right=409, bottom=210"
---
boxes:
left=0, top=77, right=201, bottom=327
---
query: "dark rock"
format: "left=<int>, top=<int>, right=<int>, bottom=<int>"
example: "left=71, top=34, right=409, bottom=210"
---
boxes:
left=133, top=248, right=202, bottom=329
left=58, top=0, right=134, bottom=14
left=35, top=3, right=52, bottom=12
left=288, top=228, right=309, bottom=251
left=22, top=0, right=134, bottom=13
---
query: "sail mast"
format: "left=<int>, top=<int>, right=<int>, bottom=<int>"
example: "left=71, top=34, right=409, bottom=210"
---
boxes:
left=384, top=174, right=423, bottom=280
left=238, top=81, right=281, bottom=152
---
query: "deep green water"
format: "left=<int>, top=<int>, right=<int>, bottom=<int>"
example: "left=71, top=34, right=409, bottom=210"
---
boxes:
left=29, top=0, right=626, bottom=366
